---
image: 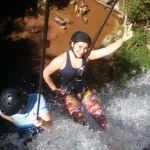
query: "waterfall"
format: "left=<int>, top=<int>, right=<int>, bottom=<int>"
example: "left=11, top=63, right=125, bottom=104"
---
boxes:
left=1, top=71, right=150, bottom=150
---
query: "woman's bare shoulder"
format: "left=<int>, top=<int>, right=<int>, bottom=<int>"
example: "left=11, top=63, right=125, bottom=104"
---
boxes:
left=56, top=51, right=67, bottom=62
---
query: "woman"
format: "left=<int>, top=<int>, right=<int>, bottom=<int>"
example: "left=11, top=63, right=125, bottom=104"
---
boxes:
left=43, top=25, right=133, bottom=130
left=0, top=87, right=52, bottom=137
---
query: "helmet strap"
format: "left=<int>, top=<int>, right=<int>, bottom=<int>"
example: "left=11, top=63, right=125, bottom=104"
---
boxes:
left=71, top=48, right=78, bottom=58
left=71, top=42, right=82, bottom=59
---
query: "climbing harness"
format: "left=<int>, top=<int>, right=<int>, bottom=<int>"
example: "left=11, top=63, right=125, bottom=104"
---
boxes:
left=61, top=66, right=86, bottom=97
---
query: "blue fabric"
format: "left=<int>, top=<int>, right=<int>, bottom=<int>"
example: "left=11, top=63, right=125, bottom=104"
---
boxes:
left=0, top=93, right=50, bottom=135
left=17, top=126, right=44, bottom=138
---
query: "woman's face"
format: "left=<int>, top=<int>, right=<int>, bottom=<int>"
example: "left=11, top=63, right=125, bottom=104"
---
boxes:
left=72, top=42, right=89, bottom=58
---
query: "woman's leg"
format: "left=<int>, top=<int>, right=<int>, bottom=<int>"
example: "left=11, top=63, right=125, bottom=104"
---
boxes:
left=64, top=93, right=85, bottom=125
left=82, top=90, right=107, bottom=130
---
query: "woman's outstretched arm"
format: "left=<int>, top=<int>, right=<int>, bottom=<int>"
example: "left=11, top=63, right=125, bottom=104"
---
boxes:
left=88, top=24, right=133, bottom=60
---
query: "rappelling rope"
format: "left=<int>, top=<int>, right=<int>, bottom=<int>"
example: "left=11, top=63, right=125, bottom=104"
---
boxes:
left=37, top=0, right=50, bottom=119
left=85, top=0, right=118, bottom=59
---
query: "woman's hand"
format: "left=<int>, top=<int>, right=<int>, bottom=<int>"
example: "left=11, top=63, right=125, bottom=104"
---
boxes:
left=122, top=23, right=133, bottom=42
left=53, top=88, right=62, bottom=97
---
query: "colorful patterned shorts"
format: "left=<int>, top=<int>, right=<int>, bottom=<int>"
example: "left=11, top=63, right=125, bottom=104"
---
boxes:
left=63, top=90, right=107, bottom=130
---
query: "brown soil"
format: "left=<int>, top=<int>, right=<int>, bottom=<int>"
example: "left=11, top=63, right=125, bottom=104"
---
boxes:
left=8, top=0, right=119, bottom=70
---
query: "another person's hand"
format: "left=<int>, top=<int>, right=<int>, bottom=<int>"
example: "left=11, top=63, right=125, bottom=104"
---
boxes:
left=122, top=23, right=133, bottom=42
left=34, top=118, right=43, bottom=127
left=34, top=116, right=52, bottom=130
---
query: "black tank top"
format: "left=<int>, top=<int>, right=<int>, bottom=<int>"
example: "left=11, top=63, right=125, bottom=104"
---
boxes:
left=60, top=51, right=87, bottom=78
left=60, top=51, right=87, bottom=89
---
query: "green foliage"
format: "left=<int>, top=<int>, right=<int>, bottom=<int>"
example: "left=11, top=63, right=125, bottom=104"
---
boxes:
left=87, top=26, right=150, bottom=87
left=86, top=59, right=114, bottom=88
left=124, top=0, right=150, bottom=23
left=113, top=26, right=150, bottom=85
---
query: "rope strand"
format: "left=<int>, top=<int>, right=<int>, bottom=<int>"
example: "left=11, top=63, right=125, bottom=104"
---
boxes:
left=37, top=0, right=51, bottom=119
left=85, top=0, right=118, bottom=59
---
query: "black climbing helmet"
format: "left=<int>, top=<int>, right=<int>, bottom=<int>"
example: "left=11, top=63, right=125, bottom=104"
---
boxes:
left=69, top=31, right=92, bottom=46
left=0, top=88, right=28, bottom=116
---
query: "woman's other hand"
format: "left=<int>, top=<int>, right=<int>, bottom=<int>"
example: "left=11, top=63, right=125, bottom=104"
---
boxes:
left=122, top=23, right=133, bottom=42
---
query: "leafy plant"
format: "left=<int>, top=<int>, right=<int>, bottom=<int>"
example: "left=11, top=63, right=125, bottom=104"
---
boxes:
left=113, top=26, right=150, bottom=85
left=87, top=59, right=114, bottom=88
left=88, top=25, right=150, bottom=87
left=123, top=0, right=150, bottom=24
